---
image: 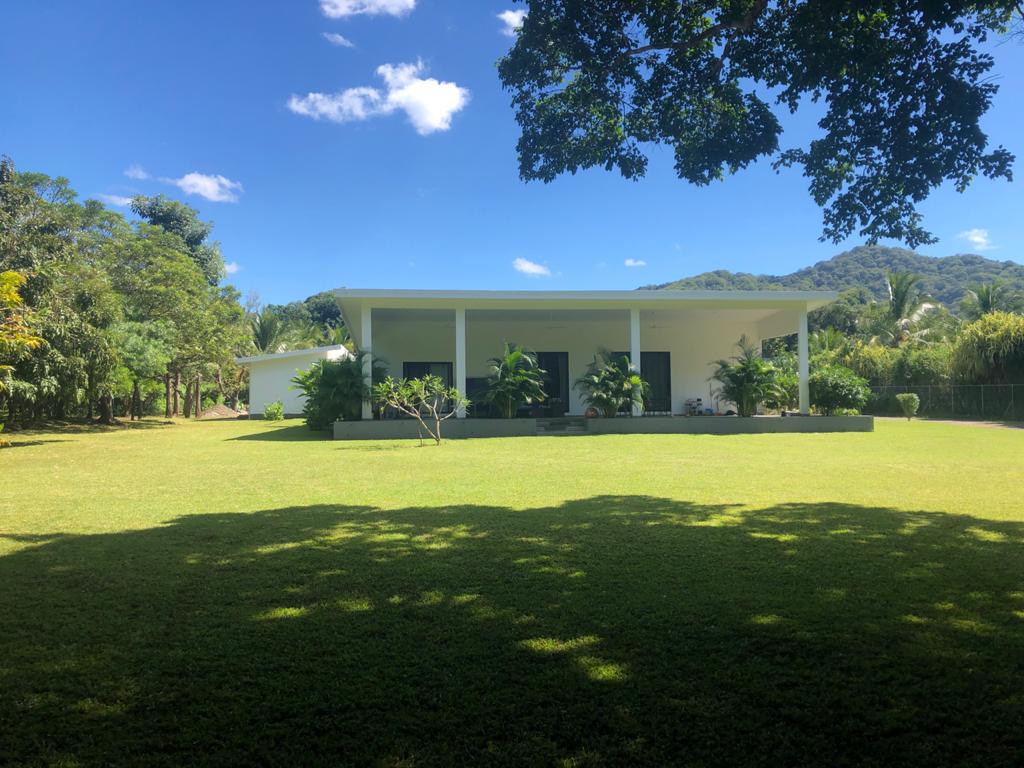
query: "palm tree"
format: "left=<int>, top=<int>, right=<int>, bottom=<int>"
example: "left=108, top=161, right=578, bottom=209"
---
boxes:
left=481, top=343, right=547, bottom=418
left=810, top=327, right=847, bottom=357
left=709, top=336, right=780, bottom=417
left=575, top=350, right=649, bottom=417
left=871, top=272, right=933, bottom=347
left=960, top=280, right=1020, bottom=321
left=250, top=307, right=287, bottom=354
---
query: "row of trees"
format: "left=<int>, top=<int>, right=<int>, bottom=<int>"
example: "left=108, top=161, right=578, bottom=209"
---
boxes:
left=0, top=156, right=362, bottom=428
left=725, top=272, right=1024, bottom=416
left=796, top=273, right=1024, bottom=389
left=0, top=157, right=325, bottom=426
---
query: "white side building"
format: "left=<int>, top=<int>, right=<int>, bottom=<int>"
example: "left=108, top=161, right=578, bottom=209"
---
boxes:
left=237, top=345, right=350, bottom=417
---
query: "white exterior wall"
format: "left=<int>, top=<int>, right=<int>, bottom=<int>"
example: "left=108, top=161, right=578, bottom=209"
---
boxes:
left=641, top=314, right=763, bottom=413
left=371, top=310, right=777, bottom=415
left=248, top=348, right=348, bottom=416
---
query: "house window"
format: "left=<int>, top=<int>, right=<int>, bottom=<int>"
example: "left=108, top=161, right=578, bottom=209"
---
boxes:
left=402, top=362, right=453, bottom=387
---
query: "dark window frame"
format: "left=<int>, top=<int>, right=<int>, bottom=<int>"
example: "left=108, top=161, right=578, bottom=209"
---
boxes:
left=402, top=361, right=454, bottom=388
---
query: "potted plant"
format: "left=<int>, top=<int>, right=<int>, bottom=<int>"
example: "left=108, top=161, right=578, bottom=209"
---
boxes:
left=575, top=350, right=648, bottom=417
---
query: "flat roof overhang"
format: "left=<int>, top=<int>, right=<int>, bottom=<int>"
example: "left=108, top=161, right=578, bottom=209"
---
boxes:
left=334, top=288, right=838, bottom=342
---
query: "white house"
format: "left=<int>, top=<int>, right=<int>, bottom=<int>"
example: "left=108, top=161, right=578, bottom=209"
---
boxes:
left=238, top=288, right=874, bottom=436
left=237, top=344, right=350, bottom=417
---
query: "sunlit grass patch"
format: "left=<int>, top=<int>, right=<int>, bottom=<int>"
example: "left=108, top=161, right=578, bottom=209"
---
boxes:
left=0, top=418, right=1022, bottom=765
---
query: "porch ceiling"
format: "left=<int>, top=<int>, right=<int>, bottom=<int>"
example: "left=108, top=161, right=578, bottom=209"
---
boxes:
left=337, top=288, right=836, bottom=343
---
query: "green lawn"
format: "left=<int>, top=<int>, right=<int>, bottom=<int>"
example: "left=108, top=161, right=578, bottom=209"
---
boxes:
left=2, top=419, right=1023, bottom=766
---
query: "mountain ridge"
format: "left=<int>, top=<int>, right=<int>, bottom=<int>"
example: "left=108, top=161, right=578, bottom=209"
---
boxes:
left=644, top=245, right=1024, bottom=307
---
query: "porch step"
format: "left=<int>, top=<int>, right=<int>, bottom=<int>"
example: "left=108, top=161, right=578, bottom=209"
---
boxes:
left=536, top=417, right=589, bottom=435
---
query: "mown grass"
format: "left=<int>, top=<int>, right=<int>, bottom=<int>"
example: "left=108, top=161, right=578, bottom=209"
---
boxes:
left=2, top=419, right=1023, bottom=766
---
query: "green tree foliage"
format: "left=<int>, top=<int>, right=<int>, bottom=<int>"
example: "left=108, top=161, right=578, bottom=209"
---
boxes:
left=109, top=321, right=174, bottom=420
left=649, top=246, right=1024, bottom=310
left=0, top=157, right=248, bottom=425
left=809, top=366, right=871, bottom=415
left=256, top=292, right=350, bottom=354
left=303, top=292, right=344, bottom=328
left=862, top=271, right=934, bottom=347
left=575, top=350, right=649, bottom=418
left=499, top=3, right=1016, bottom=247
left=0, top=271, right=43, bottom=385
left=893, top=344, right=952, bottom=386
left=952, top=312, right=1024, bottom=384
left=896, top=392, right=920, bottom=420
left=130, top=195, right=223, bottom=284
left=709, top=336, right=779, bottom=417
left=250, top=307, right=288, bottom=355
left=372, top=375, right=469, bottom=445
left=482, top=343, right=547, bottom=418
left=960, top=280, right=1022, bottom=320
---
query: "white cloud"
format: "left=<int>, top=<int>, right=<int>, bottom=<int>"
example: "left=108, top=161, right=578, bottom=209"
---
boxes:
left=165, top=173, right=244, bottom=203
left=322, top=32, right=355, bottom=47
left=124, top=164, right=149, bottom=180
left=513, top=257, right=550, bottom=277
left=624, top=258, right=647, bottom=267
left=224, top=261, right=241, bottom=275
left=498, top=9, right=526, bottom=37
left=97, top=194, right=133, bottom=207
left=957, top=228, right=995, bottom=251
left=320, top=0, right=415, bottom=18
left=288, top=60, right=469, bottom=135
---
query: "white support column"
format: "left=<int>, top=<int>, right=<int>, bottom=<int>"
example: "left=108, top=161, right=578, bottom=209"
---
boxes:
left=361, top=304, right=373, bottom=420
left=798, top=307, right=810, bottom=415
left=455, top=307, right=466, bottom=418
left=630, top=308, right=642, bottom=416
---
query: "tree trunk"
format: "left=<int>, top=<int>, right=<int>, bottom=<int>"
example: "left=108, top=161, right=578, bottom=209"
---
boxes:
left=98, top=394, right=114, bottom=425
left=132, top=381, right=141, bottom=421
left=164, top=373, right=172, bottom=418
left=183, top=380, right=193, bottom=419
left=194, top=373, right=202, bottom=418
left=173, top=372, right=181, bottom=417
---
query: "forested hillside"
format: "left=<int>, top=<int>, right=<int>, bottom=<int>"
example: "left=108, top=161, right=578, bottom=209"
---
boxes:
left=646, top=246, right=1024, bottom=308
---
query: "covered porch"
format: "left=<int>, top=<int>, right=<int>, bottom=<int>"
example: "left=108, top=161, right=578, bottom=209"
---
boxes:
left=335, top=289, right=834, bottom=429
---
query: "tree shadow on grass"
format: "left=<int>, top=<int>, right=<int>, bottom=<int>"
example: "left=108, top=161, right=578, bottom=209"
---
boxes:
left=229, top=424, right=327, bottom=442
left=1, top=498, right=1022, bottom=767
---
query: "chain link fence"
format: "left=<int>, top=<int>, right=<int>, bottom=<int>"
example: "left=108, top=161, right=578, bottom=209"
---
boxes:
left=867, top=384, right=1024, bottom=421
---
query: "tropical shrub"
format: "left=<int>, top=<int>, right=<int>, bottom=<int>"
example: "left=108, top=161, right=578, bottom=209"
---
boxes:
left=290, top=352, right=380, bottom=430
left=893, top=343, right=952, bottom=385
left=896, top=393, right=920, bottom=420
left=843, top=342, right=898, bottom=386
left=263, top=400, right=284, bottom=421
left=764, top=370, right=799, bottom=412
left=709, top=336, right=780, bottom=417
left=809, top=365, right=870, bottom=415
left=481, top=343, right=547, bottom=418
left=372, top=375, right=469, bottom=445
left=952, top=312, right=1024, bottom=384
left=576, top=350, right=649, bottom=417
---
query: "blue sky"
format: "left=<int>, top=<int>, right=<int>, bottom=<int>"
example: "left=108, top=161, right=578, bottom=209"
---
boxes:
left=3, top=1, right=1023, bottom=304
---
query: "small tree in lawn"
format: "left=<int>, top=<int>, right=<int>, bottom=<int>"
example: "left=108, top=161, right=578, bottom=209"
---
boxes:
left=372, top=375, right=469, bottom=445
left=895, top=393, right=920, bottom=421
